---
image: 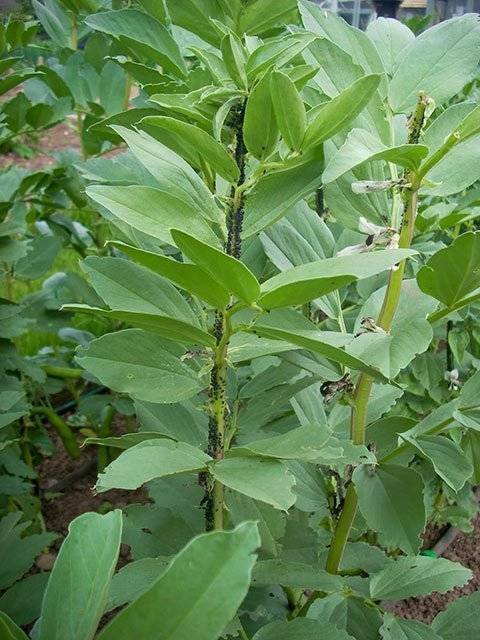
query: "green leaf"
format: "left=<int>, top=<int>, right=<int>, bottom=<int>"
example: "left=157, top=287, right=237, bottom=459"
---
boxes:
left=366, top=18, right=415, bottom=76
left=243, top=155, right=324, bottom=237
left=85, top=9, right=186, bottom=79
left=251, top=309, right=390, bottom=381
left=0, top=613, right=28, bottom=640
left=353, top=464, right=426, bottom=554
left=38, top=511, right=122, bottom=640
left=106, top=557, right=169, bottom=612
left=380, top=613, right=442, bottom=640
left=307, top=593, right=382, bottom=640
left=0, top=573, right=48, bottom=627
left=323, top=128, right=428, bottom=183
left=389, top=14, right=480, bottom=113
left=235, top=424, right=332, bottom=461
left=135, top=399, right=207, bottom=448
left=33, top=0, right=70, bottom=48
left=239, top=0, right=299, bottom=36
left=432, top=591, right=480, bottom=640
left=259, top=249, right=416, bottom=309
left=97, top=522, right=260, bottom=640
left=108, top=241, right=230, bottom=309
left=110, top=126, right=223, bottom=227
left=303, top=75, right=381, bottom=149
left=0, top=513, right=56, bottom=590
left=211, top=456, right=296, bottom=510
left=86, top=184, right=221, bottom=248
left=171, top=229, right=260, bottom=305
left=246, top=32, right=316, bottom=81
left=346, top=279, right=436, bottom=379
left=81, top=256, right=199, bottom=325
left=400, top=434, right=473, bottom=492
left=270, top=71, right=306, bottom=152
left=165, top=0, right=225, bottom=47
left=243, top=69, right=279, bottom=160
left=76, top=329, right=203, bottom=403
left=139, top=115, right=239, bottom=183
left=252, top=619, right=354, bottom=640
left=66, top=305, right=214, bottom=347
left=96, top=439, right=211, bottom=492
left=221, top=32, right=248, bottom=90
left=449, top=102, right=480, bottom=143
left=252, top=560, right=343, bottom=591
left=370, top=555, right=472, bottom=600
left=417, top=232, right=480, bottom=316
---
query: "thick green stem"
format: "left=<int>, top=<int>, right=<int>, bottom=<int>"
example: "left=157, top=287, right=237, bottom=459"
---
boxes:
left=204, top=102, right=247, bottom=531
left=324, top=94, right=429, bottom=576
left=31, top=406, right=81, bottom=459
left=41, top=365, right=83, bottom=379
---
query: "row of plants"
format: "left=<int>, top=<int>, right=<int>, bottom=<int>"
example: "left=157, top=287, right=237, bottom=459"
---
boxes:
left=2, top=1, right=480, bottom=638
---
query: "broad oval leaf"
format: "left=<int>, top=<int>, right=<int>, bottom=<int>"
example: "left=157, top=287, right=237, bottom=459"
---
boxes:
left=259, top=249, right=416, bottom=309
left=76, top=329, right=203, bottom=403
left=432, top=591, right=480, bottom=640
left=97, top=522, right=260, bottom=640
left=243, top=69, right=279, bottom=160
left=380, top=613, right=442, bottom=640
left=370, top=555, right=472, bottom=600
left=37, top=510, right=122, bottom=640
left=389, top=14, right=480, bottom=114
left=96, top=439, right=211, bottom=492
left=86, top=184, right=221, bottom=249
left=417, top=232, right=480, bottom=313
left=252, top=618, right=354, bottom=640
left=353, top=464, right=426, bottom=555
left=211, top=456, right=296, bottom=510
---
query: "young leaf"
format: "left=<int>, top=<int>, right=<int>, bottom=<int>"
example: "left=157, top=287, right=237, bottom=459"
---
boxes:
left=400, top=434, right=473, bottom=492
left=239, top=0, right=299, bottom=36
left=432, top=591, right=480, bottom=640
left=76, top=329, right=203, bottom=403
left=211, top=457, right=296, bottom=510
left=389, top=14, right=480, bottom=113
left=96, top=440, right=211, bottom=492
left=221, top=32, right=248, bottom=90
left=370, top=555, right=472, bottom=600
left=259, top=249, right=416, bottom=309
left=171, top=229, right=261, bottom=305
left=380, top=613, right=442, bottom=640
left=243, top=155, right=324, bottom=237
left=85, top=10, right=187, bottom=79
left=417, top=232, right=480, bottom=317
left=323, top=128, right=428, bottom=184
left=302, top=74, right=382, bottom=149
left=140, top=115, right=240, bottom=183
left=37, top=511, right=122, bottom=640
left=270, top=70, right=306, bottom=152
left=243, top=69, right=279, bottom=160
left=353, top=464, right=426, bottom=554
left=108, top=241, right=230, bottom=309
left=246, top=32, right=317, bottom=81
left=97, top=522, right=260, bottom=640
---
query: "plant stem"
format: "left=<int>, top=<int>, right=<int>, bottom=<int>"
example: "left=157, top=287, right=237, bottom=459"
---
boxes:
left=204, top=101, right=247, bottom=531
left=97, top=404, right=116, bottom=472
left=324, top=94, right=429, bottom=576
left=31, top=406, right=81, bottom=459
left=41, top=365, right=83, bottom=379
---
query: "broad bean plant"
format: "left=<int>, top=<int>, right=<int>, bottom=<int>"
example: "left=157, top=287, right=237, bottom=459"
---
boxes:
left=3, top=1, right=480, bottom=639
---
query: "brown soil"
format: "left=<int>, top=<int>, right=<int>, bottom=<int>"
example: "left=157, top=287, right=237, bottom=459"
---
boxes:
left=392, top=515, right=480, bottom=623
left=0, top=120, right=80, bottom=171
